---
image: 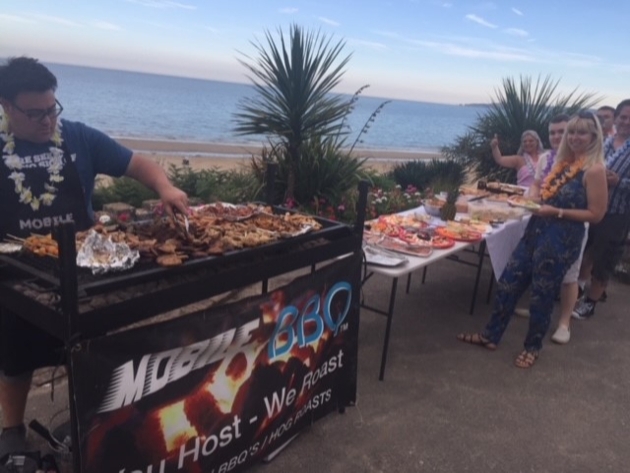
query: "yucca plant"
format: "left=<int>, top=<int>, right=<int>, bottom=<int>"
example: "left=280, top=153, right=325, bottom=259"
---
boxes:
left=234, top=24, right=354, bottom=199
left=443, top=75, right=599, bottom=182
left=252, top=135, right=367, bottom=205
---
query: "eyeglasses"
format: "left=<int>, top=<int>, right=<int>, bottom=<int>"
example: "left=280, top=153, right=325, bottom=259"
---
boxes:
left=11, top=99, right=63, bottom=123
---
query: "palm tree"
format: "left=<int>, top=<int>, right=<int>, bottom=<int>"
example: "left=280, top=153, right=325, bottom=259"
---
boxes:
left=443, top=75, right=600, bottom=182
left=234, top=24, right=353, bottom=199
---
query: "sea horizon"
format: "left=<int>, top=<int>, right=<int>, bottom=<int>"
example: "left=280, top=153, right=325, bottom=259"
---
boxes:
left=3, top=60, right=487, bottom=154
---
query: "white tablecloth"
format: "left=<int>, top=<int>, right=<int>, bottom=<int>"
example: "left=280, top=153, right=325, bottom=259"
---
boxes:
left=484, top=217, right=530, bottom=280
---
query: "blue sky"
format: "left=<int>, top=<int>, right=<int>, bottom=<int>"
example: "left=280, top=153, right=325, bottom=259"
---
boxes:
left=1, top=0, right=628, bottom=105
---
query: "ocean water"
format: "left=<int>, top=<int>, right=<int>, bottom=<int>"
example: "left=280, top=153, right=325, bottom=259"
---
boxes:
left=47, top=63, right=485, bottom=153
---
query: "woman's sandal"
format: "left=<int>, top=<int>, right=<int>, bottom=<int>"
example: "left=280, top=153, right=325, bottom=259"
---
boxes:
left=456, top=333, right=497, bottom=351
left=514, top=350, right=539, bottom=369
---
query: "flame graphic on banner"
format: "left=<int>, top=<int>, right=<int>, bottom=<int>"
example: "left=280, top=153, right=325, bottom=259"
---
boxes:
left=82, top=277, right=354, bottom=473
left=158, top=401, right=198, bottom=451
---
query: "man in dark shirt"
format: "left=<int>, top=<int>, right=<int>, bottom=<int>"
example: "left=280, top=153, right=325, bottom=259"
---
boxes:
left=573, top=99, right=630, bottom=319
left=0, top=56, right=188, bottom=457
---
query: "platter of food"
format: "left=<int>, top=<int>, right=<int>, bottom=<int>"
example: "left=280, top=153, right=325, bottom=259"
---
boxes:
left=368, top=215, right=429, bottom=233
left=435, top=226, right=483, bottom=242
left=377, top=236, right=434, bottom=258
left=483, top=182, right=526, bottom=196
left=363, top=244, right=409, bottom=267
left=431, top=235, right=455, bottom=249
left=507, top=196, right=542, bottom=211
left=423, top=198, right=445, bottom=217
left=459, top=185, right=491, bottom=201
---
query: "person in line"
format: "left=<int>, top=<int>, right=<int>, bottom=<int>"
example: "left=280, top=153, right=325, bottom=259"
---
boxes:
left=512, top=116, right=569, bottom=319
left=573, top=99, right=630, bottom=319
left=0, top=57, right=188, bottom=457
left=596, top=105, right=616, bottom=138
left=458, top=112, right=608, bottom=368
left=528, top=114, right=588, bottom=344
left=490, top=130, right=545, bottom=187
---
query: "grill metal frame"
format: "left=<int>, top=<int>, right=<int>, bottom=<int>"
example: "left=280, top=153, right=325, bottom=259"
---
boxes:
left=0, top=165, right=369, bottom=473
left=0, top=182, right=368, bottom=342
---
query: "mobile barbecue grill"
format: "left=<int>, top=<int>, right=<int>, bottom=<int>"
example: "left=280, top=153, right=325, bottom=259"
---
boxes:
left=0, top=175, right=368, bottom=473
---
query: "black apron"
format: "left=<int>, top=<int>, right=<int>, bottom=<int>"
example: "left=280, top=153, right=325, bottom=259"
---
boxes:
left=0, top=136, right=92, bottom=375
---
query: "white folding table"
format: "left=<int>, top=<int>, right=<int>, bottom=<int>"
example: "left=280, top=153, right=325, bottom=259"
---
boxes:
left=362, top=210, right=527, bottom=380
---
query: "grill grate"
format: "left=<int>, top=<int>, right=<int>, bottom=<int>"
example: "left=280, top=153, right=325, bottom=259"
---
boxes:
left=0, top=212, right=352, bottom=296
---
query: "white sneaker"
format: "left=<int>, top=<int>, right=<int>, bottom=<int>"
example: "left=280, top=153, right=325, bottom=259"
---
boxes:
left=551, top=326, right=571, bottom=344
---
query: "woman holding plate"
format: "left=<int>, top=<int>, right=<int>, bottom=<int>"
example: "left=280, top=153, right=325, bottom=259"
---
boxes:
left=457, top=112, right=608, bottom=368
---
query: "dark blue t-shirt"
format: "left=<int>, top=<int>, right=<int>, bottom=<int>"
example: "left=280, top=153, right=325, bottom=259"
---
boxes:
left=9, top=119, right=133, bottom=218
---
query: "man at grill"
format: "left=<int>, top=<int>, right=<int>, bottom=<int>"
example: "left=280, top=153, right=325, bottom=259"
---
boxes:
left=0, top=56, right=188, bottom=457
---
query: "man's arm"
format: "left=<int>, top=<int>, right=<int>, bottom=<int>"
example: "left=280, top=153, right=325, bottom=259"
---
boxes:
left=124, top=153, right=188, bottom=216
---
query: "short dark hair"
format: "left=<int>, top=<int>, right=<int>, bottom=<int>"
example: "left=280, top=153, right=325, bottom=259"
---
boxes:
left=597, top=105, right=615, bottom=114
left=550, top=114, right=569, bottom=124
left=615, top=99, right=630, bottom=117
left=0, top=57, right=57, bottom=101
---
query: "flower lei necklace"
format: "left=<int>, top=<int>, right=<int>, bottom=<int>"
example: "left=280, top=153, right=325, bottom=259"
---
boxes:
left=0, top=114, right=65, bottom=211
left=540, top=156, right=585, bottom=201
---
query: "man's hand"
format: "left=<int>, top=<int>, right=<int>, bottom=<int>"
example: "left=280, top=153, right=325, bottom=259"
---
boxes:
left=606, top=169, right=619, bottom=188
left=159, top=184, right=189, bottom=218
left=124, top=154, right=189, bottom=217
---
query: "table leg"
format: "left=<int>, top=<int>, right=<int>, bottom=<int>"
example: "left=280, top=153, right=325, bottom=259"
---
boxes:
left=406, top=273, right=412, bottom=294
left=486, top=271, right=495, bottom=303
left=422, top=266, right=428, bottom=284
left=262, top=280, right=268, bottom=294
left=379, top=277, right=399, bottom=381
left=468, top=240, right=487, bottom=315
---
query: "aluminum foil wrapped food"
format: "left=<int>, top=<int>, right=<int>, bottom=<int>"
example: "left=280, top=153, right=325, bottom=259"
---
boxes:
left=76, top=229, right=140, bottom=274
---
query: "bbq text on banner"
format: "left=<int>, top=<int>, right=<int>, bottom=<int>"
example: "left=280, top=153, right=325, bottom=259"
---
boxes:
left=70, top=252, right=361, bottom=473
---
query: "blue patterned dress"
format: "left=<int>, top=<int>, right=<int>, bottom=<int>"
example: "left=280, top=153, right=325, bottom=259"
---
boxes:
left=482, top=171, right=587, bottom=351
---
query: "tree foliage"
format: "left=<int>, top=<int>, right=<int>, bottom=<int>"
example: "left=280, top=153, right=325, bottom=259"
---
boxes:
left=234, top=24, right=354, bottom=198
left=442, top=75, right=600, bottom=182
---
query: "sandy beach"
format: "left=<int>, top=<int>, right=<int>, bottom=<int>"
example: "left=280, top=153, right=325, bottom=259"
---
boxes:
left=116, top=137, right=441, bottom=174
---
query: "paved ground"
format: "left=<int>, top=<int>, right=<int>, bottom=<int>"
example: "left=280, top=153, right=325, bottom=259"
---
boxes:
left=9, top=257, right=630, bottom=472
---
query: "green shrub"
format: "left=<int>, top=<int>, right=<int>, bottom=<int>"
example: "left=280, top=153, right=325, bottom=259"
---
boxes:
left=92, top=177, right=158, bottom=210
left=251, top=136, right=367, bottom=206
left=391, top=158, right=466, bottom=194
left=92, top=166, right=264, bottom=210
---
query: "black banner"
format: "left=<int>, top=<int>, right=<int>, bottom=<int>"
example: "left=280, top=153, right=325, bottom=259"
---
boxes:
left=70, top=252, right=361, bottom=473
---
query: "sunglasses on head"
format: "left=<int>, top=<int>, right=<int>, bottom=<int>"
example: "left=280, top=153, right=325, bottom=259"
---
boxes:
left=577, top=110, right=598, bottom=124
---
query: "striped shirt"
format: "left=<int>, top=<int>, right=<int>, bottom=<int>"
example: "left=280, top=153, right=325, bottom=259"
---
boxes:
left=604, top=136, right=630, bottom=215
